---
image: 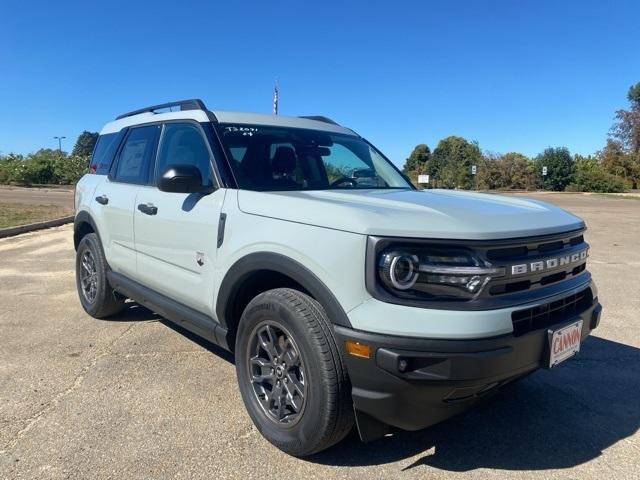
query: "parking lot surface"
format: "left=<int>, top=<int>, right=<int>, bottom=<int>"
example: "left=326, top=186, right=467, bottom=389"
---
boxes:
left=1, top=192, right=639, bottom=479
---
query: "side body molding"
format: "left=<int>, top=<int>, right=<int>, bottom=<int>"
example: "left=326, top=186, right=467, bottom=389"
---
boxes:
left=216, top=252, right=353, bottom=329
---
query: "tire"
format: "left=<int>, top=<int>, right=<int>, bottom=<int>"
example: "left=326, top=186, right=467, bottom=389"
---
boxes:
left=75, top=233, right=125, bottom=319
left=235, top=288, right=354, bottom=456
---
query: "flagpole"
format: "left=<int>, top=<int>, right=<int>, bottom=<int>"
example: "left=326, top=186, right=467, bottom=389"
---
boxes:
left=273, top=80, right=279, bottom=115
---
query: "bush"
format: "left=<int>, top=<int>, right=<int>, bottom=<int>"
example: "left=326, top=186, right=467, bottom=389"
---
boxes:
left=0, top=150, right=87, bottom=185
left=21, top=154, right=56, bottom=185
left=567, top=156, right=627, bottom=192
left=53, top=155, right=88, bottom=184
left=0, top=155, right=24, bottom=184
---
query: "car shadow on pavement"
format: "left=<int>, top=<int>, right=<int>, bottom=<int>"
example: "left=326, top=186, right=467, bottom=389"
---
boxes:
left=158, top=318, right=235, bottom=365
left=101, top=302, right=162, bottom=322
left=105, top=303, right=236, bottom=363
left=309, top=335, right=640, bottom=473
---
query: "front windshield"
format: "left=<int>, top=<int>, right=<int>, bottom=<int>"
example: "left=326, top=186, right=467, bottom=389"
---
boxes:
left=215, top=124, right=412, bottom=192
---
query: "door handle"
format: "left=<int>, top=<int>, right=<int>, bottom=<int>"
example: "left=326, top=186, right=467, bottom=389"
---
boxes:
left=137, top=203, right=158, bottom=216
left=95, top=195, right=109, bottom=205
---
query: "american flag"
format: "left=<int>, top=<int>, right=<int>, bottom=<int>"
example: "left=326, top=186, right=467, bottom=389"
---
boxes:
left=273, top=82, right=279, bottom=115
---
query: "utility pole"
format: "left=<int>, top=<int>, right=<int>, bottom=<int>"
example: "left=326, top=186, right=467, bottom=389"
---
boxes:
left=53, top=136, right=66, bottom=157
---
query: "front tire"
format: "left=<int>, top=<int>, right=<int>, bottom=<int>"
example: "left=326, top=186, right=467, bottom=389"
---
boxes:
left=75, top=233, right=125, bottom=318
left=235, top=288, right=354, bottom=456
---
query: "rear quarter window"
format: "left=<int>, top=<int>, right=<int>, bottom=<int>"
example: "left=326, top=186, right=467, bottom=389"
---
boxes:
left=90, top=133, right=121, bottom=175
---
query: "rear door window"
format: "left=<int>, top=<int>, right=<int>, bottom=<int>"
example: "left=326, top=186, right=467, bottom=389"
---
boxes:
left=112, top=125, right=161, bottom=184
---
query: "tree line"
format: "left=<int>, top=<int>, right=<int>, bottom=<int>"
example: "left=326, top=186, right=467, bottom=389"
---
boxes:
left=0, top=131, right=98, bottom=186
left=2, top=82, right=639, bottom=190
left=403, top=82, right=640, bottom=193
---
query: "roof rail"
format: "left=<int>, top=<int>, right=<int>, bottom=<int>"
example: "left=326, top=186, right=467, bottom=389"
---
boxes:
left=116, top=99, right=207, bottom=120
left=298, top=115, right=340, bottom=126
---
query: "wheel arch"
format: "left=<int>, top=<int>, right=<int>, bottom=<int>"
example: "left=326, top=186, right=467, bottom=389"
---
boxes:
left=216, top=252, right=352, bottom=350
left=73, top=210, right=100, bottom=250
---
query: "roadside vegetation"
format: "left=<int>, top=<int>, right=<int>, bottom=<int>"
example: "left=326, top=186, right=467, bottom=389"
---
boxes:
left=2, top=83, right=639, bottom=193
left=403, top=82, right=640, bottom=193
left=0, top=203, right=72, bottom=229
left=0, top=131, right=96, bottom=186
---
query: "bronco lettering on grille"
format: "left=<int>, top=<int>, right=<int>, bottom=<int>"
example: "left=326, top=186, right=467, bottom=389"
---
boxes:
left=511, top=249, right=588, bottom=276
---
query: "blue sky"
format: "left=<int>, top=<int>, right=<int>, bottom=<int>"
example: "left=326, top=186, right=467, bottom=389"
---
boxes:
left=1, top=0, right=639, bottom=167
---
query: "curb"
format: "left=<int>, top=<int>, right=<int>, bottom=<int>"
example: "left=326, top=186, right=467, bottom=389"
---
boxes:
left=0, top=216, right=74, bottom=239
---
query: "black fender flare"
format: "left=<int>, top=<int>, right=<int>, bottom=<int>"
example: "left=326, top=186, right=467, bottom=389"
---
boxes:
left=73, top=210, right=100, bottom=249
left=215, top=252, right=353, bottom=329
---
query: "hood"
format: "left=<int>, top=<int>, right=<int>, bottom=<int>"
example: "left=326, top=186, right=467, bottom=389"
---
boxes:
left=237, top=189, right=585, bottom=240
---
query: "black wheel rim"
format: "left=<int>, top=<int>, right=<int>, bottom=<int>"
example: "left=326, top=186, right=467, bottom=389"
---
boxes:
left=246, top=321, right=307, bottom=425
left=79, top=250, right=98, bottom=304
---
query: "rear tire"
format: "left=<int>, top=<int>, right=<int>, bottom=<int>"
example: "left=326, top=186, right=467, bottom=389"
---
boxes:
left=235, top=288, right=354, bottom=456
left=75, top=233, right=125, bottom=319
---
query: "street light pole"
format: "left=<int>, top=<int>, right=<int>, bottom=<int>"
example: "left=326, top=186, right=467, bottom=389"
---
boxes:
left=53, top=136, right=66, bottom=155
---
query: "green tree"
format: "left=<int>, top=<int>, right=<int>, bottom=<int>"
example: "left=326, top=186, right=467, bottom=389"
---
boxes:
left=598, top=139, right=636, bottom=187
left=476, top=153, right=504, bottom=189
left=501, top=152, right=535, bottom=190
left=324, top=163, right=348, bottom=184
left=430, top=136, right=481, bottom=189
left=72, top=131, right=99, bottom=157
left=534, top=147, right=575, bottom=191
left=567, top=155, right=626, bottom=192
left=476, top=152, right=535, bottom=190
left=609, top=82, right=640, bottom=188
left=628, top=82, right=640, bottom=104
left=402, top=144, right=431, bottom=184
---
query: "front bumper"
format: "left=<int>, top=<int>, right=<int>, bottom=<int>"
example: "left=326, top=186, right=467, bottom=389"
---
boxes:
left=334, top=293, right=602, bottom=439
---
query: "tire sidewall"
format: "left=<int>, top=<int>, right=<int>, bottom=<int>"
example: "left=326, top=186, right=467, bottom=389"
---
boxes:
left=235, top=293, right=335, bottom=455
left=75, top=233, right=110, bottom=317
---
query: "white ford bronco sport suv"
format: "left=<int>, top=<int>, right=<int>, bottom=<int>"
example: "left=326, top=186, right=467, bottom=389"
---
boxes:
left=74, top=99, right=602, bottom=456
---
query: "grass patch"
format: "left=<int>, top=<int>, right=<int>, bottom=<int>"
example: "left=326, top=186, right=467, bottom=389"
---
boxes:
left=0, top=202, right=72, bottom=228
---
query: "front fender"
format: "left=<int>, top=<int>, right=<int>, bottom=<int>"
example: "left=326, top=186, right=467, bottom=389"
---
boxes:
left=215, top=251, right=352, bottom=329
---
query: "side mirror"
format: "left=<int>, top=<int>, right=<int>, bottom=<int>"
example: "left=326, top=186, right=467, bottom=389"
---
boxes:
left=158, top=164, right=215, bottom=194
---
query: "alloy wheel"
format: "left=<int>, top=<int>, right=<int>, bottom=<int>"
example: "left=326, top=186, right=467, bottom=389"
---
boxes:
left=79, top=250, right=98, bottom=304
left=247, top=322, right=307, bottom=425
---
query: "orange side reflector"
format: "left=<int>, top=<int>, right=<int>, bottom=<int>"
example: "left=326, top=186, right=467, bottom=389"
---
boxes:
left=345, top=340, right=371, bottom=359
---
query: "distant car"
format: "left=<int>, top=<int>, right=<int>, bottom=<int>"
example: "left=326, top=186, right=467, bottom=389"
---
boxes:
left=73, top=99, right=602, bottom=457
left=348, top=167, right=379, bottom=187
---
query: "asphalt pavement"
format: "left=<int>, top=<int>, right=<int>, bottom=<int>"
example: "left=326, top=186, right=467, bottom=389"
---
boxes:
left=0, top=192, right=639, bottom=479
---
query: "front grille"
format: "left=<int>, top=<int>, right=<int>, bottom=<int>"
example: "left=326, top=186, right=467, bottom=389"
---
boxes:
left=511, top=288, right=593, bottom=336
left=484, top=231, right=588, bottom=296
left=487, top=234, right=584, bottom=261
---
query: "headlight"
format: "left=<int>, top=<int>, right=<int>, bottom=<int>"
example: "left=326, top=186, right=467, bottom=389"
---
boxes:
left=380, top=252, right=419, bottom=290
left=377, top=246, right=505, bottom=301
